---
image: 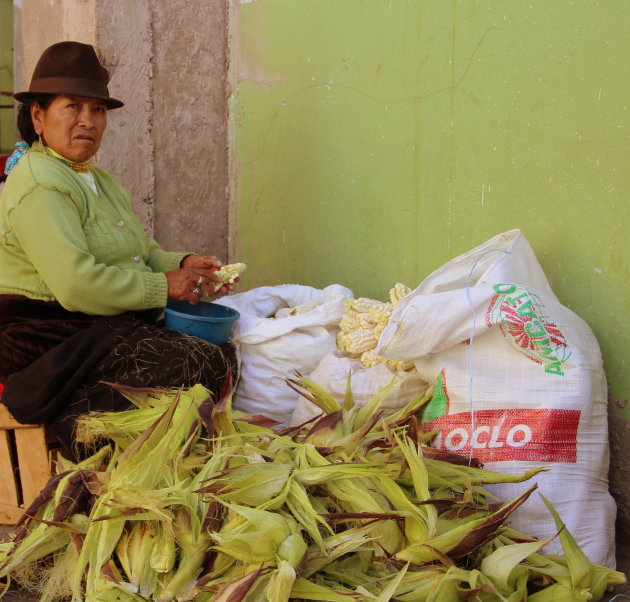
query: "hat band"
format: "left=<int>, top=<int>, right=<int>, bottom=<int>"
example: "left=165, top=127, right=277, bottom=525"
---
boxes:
left=28, top=76, right=111, bottom=100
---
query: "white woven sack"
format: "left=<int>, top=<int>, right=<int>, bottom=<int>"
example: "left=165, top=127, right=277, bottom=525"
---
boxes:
left=376, top=229, right=616, bottom=567
left=290, top=351, right=430, bottom=426
left=215, top=284, right=353, bottom=426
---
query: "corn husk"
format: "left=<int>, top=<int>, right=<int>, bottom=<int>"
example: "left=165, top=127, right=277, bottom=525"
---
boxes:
left=0, top=376, right=624, bottom=601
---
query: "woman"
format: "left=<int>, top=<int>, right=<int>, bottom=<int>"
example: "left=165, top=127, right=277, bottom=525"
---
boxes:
left=0, top=41, right=238, bottom=458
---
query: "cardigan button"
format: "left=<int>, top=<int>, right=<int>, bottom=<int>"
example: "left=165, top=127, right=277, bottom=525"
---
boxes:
left=132, top=256, right=141, bottom=262
left=117, top=220, right=125, bottom=227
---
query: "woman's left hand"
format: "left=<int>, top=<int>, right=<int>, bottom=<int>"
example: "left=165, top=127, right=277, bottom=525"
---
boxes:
left=180, top=254, right=234, bottom=296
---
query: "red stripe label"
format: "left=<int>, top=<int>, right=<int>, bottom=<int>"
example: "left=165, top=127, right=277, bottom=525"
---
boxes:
left=423, top=408, right=580, bottom=463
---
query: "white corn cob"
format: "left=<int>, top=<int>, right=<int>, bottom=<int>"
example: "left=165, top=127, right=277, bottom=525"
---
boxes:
left=358, top=311, right=377, bottom=329
left=339, top=312, right=362, bottom=332
left=346, top=297, right=384, bottom=314
left=374, top=319, right=389, bottom=339
left=359, top=349, right=415, bottom=372
left=337, top=287, right=413, bottom=367
left=359, top=349, right=381, bottom=368
left=214, top=262, right=246, bottom=291
left=390, top=283, right=411, bottom=306
left=368, top=302, right=393, bottom=325
left=360, top=350, right=415, bottom=372
left=337, top=329, right=377, bottom=355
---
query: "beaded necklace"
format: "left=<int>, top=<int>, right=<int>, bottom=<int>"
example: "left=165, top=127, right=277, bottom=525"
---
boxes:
left=43, top=145, right=93, bottom=173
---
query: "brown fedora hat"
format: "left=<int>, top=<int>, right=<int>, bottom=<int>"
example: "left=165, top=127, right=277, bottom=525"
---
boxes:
left=14, top=41, right=124, bottom=109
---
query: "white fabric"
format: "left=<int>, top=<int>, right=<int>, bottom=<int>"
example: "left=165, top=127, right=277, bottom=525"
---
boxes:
left=215, top=284, right=353, bottom=425
left=80, top=171, right=98, bottom=194
left=376, top=229, right=616, bottom=567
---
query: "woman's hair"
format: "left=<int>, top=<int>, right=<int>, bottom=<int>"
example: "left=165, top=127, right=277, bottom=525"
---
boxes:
left=16, top=95, right=55, bottom=145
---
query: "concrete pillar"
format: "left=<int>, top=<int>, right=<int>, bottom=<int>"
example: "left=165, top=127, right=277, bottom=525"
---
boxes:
left=151, top=1, right=229, bottom=260
left=95, top=1, right=155, bottom=233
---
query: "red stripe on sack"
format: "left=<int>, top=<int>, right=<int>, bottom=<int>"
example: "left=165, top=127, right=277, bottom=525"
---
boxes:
left=423, top=408, right=580, bottom=463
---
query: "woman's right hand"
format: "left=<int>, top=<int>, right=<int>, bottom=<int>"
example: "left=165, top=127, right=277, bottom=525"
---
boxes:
left=165, top=268, right=218, bottom=305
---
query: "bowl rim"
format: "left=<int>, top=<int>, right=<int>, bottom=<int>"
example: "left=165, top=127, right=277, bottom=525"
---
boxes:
left=163, top=301, right=240, bottom=322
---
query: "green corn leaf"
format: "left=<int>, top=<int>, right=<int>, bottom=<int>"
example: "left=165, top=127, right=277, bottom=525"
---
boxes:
left=374, top=562, right=408, bottom=602
left=396, top=485, right=537, bottom=564
left=266, top=560, right=297, bottom=601
left=539, top=493, right=593, bottom=590
left=286, top=375, right=341, bottom=415
left=289, top=576, right=361, bottom=600
left=343, top=369, right=354, bottom=411
left=527, top=582, right=593, bottom=601
left=480, top=537, right=553, bottom=591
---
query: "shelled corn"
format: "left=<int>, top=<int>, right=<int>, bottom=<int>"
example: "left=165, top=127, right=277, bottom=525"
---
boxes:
left=0, top=378, right=624, bottom=601
left=337, top=283, right=415, bottom=371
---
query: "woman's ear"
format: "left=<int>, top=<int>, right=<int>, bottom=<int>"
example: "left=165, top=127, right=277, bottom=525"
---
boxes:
left=30, top=103, right=43, bottom=135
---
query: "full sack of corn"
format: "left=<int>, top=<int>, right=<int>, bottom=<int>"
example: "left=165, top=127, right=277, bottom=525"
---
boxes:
left=0, top=378, right=624, bottom=601
left=376, top=229, right=616, bottom=567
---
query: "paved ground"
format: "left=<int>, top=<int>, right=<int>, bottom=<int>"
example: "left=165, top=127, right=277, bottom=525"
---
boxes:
left=1, top=525, right=629, bottom=600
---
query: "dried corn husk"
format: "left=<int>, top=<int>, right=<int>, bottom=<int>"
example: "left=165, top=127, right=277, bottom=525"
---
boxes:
left=0, top=377, right=624, bottom=601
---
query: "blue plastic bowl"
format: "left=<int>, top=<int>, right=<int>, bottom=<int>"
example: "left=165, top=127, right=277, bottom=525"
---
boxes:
left=163, top=300, right=240, bottom=345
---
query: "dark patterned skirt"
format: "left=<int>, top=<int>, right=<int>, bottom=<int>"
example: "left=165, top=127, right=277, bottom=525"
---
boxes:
left=0, top=295, right=238, bottom=459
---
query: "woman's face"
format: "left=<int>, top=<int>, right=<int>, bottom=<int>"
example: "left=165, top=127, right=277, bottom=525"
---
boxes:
left=31, top=95, right=108, bottom=163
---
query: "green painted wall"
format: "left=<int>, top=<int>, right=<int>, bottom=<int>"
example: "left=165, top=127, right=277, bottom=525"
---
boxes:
left=229, top=1, right=629, bottom=407
left=0, top=0, right=14, bottom=154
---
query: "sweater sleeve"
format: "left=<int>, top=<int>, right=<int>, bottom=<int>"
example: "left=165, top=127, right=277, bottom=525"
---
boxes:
left=8, top=186, right=169, bottom=315
left=144, top=237, right=190, bottom=273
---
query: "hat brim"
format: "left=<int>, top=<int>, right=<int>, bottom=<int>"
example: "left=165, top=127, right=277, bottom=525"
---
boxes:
left=13, top=90, right=124, bottom=110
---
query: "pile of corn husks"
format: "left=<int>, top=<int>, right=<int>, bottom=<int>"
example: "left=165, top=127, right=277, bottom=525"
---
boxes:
left=0, top=376, right=625, bottom=601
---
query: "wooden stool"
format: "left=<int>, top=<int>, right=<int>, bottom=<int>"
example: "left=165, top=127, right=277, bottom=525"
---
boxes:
left=0, top=403, right=52, bottom=524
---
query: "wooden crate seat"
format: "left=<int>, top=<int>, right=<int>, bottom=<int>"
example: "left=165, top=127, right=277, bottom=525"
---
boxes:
left=0, top=389, right=52, bottom=524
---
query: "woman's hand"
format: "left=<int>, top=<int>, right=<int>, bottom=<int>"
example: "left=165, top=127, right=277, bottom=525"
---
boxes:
left=181, top=254, right=223, bottom=272
left=165, top=268, right=218, bottom=304
left=165, top=268, right=203, bottom=305
left=167, top=255, right=234, bottom=304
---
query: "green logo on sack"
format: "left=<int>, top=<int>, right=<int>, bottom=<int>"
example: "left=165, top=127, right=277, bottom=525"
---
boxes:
left=487, top=284, right=570, bottom=376
left=422, top=370, right=449, bottom=422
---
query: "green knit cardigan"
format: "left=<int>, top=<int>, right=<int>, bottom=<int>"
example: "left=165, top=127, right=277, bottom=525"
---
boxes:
left=0, top=145, right=188, bottom=315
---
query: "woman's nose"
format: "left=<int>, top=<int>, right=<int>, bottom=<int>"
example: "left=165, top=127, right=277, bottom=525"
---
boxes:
left=78, top=108, right=95, bottom=127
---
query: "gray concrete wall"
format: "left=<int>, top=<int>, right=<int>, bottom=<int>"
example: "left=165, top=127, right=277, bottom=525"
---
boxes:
left=151, top=1, right=229, bottom=258
left=14, top=0, right=96, bottom=86
left=95, top=1, right=155, bottom=233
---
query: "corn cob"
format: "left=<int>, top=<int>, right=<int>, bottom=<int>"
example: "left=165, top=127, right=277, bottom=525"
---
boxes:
left=367, top=301, right=393, bottom=324
left=337, top=285, right=415, bottom=371
left=360, top=349, right=415, bottom=372
left=337, top=328, right=378, bottom=354
left=213, top=262, right=246, bottom=291
left=390, top=282, right=411, bottom=306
